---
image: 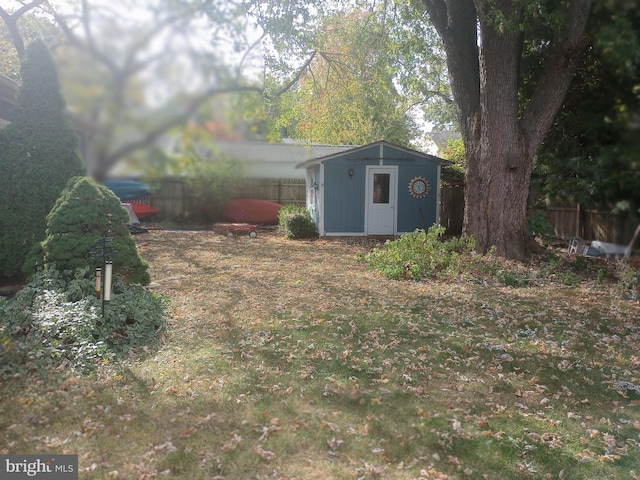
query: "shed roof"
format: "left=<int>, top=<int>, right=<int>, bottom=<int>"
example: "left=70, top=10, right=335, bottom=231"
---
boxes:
left=295, top=140, right=450, bottom=169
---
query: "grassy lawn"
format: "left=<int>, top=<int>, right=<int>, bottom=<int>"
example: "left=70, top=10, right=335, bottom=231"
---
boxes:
left=1, top=229, right=639, bottom=479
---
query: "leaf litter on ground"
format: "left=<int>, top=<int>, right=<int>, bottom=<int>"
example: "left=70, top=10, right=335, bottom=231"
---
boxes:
left=1, top=229, right=639, bottom=479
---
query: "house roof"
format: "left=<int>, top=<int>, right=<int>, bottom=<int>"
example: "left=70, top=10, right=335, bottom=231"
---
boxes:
left=213, top=140, right=357, bottom=179
left=427, top=131, right=461, bottom=151
left=215, top=140, right=356, bottom=165
left=110, top=139, right=359, bottom=179
left=296, top=140, right=451, bottom=169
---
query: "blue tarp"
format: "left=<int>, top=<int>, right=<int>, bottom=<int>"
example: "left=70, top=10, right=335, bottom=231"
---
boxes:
left=105, top=180, right=150, bottom=201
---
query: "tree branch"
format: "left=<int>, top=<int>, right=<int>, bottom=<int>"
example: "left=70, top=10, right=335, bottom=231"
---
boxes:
left=102, top=85, right=264, bottom=171
left=267, top=51, right=317, bottom=99
left=0, top=0, right=47, bottom=60
left=520, top=0, right=592, bottom=153
left=422, top=0, right=480, bottom=145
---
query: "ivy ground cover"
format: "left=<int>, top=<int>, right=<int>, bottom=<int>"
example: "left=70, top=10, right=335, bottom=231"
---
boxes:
left=1, top=230, right=639, bottom=479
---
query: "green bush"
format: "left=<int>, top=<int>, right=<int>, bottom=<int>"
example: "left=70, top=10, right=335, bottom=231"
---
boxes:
left=0, top=40, right=84, bottom=279
left=527, top=210, right=555, bottom=239
left=618, top=263, right=639, bottom=299
left=0, top=267, right=166, bottom=374
left=278, top=204, right=318, bottom=239
left=363, top=226, right=482, bottom=280
left=363, top=227, right=605, bottom=287
left=25, top=176, right=150, bottom=285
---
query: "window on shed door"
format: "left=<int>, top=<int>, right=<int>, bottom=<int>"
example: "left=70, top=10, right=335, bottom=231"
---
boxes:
left=373, top=173, right=390, bottom=203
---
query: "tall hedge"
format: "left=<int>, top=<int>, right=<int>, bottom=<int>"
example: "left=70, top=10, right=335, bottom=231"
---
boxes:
left=29, top=176, right=150, bottom=286
left=0, top=40, right=84, bottom=279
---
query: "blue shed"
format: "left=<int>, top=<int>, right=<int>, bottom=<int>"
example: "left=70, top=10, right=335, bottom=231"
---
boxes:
left=297, top=140, right=450, bottom=236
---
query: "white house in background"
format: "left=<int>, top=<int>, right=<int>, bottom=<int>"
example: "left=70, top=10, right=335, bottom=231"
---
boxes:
left=110, top=139, right=357, bottom=180
left=424, top=131, right=461, bottom=155
left=205, top=140, right=357, bottom=180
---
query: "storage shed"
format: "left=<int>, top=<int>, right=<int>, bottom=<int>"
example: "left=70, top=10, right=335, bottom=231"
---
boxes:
left=297, top=140, right=450, bottom=236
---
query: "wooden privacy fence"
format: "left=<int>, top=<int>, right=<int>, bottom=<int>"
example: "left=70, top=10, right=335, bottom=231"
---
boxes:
left=151, top=177, right=306, bottom=221
left=438, top=197, right=635, bottom=245
left=150, top=178, right=633, bottom=244
left=439, top=186, right=465, bottom=235
left=233, top=179, right=306, bottom=206
left=532, top=206, right=636, bottom=245
left=154, top=176, right=466, bottom=229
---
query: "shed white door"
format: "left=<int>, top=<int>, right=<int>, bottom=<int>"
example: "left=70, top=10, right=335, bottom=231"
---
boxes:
left=366, top=166, right=397, bottom=235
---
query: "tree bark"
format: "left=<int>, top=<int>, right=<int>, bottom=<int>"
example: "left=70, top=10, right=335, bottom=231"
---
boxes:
left=467, top=0, right=529, bottom=259
left=423, top=0, right=591, bottom=259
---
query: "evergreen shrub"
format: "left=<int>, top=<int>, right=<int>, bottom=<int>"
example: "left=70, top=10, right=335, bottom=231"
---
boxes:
left=0, top=267, right=165, bottom=374
left=25, top=176, right=150, bottom=285
left=0, top=40, right=84, bottom=279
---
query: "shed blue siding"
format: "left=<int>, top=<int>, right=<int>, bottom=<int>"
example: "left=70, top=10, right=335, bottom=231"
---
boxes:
left=324, top=158, right=366, bottom=233
left=379, top=144, right=441, bottom=232
left=397, top=164, right=439, bottom=232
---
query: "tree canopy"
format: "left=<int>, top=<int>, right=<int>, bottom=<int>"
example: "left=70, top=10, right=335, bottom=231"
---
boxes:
left=0, top=0, right=265, bottom=180
left=247, top=1, right=456, bottom=147
left=261, top=8, right=418, bottom=146
left=533, top=2, right=640, bottom=216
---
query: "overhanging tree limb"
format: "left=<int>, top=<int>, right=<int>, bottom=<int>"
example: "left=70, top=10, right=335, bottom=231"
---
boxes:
left=267, top=51, right=317, bottom=99
left=0, top=0, right=47, bottom=60
left=102, top=84, right=264, bottom=171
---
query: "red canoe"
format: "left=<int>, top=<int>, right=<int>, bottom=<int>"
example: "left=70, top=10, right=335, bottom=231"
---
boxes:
left=130, top=203, right=161, bottom=219
left=223, top=198, right=282, bottom=224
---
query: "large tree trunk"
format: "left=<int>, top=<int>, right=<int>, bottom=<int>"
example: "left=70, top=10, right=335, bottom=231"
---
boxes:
left=423, top=0, right=591, bottom=259
left=464, top=1, right=532, bottom=259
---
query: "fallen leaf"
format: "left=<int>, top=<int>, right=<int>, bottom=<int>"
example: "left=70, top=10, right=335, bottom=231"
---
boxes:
left=255, top=446, right=276, bottom=460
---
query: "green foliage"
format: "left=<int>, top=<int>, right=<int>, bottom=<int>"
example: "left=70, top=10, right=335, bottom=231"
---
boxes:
left=278, top=204, right=318, bottom=239
left=362, top=227, right=605, bottom=287
left=26, top=176, right=150, bottom=285
left=157, top=125, right=246, bottom=220
left=363, top=226, right=482, bottom=281
left=617, top=264, right=639, bottom=300
left=494, top=269, right=528, bottom=288
left=184, top=156, right=244, bottom=207
left=258, top=6, right=421, bottom=145
left=527, top=210, right=555, bottom=239
left=0, top=267, right=166, bottom=374
left=438, top=135, right=466, bottom=186
left=0, top=12, right=57, bottom=82
left=438, top=136, right=465, bottom=173
left=532, top=4, right=640, bottom=211
left=0, top=40, right=84, bottom=279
